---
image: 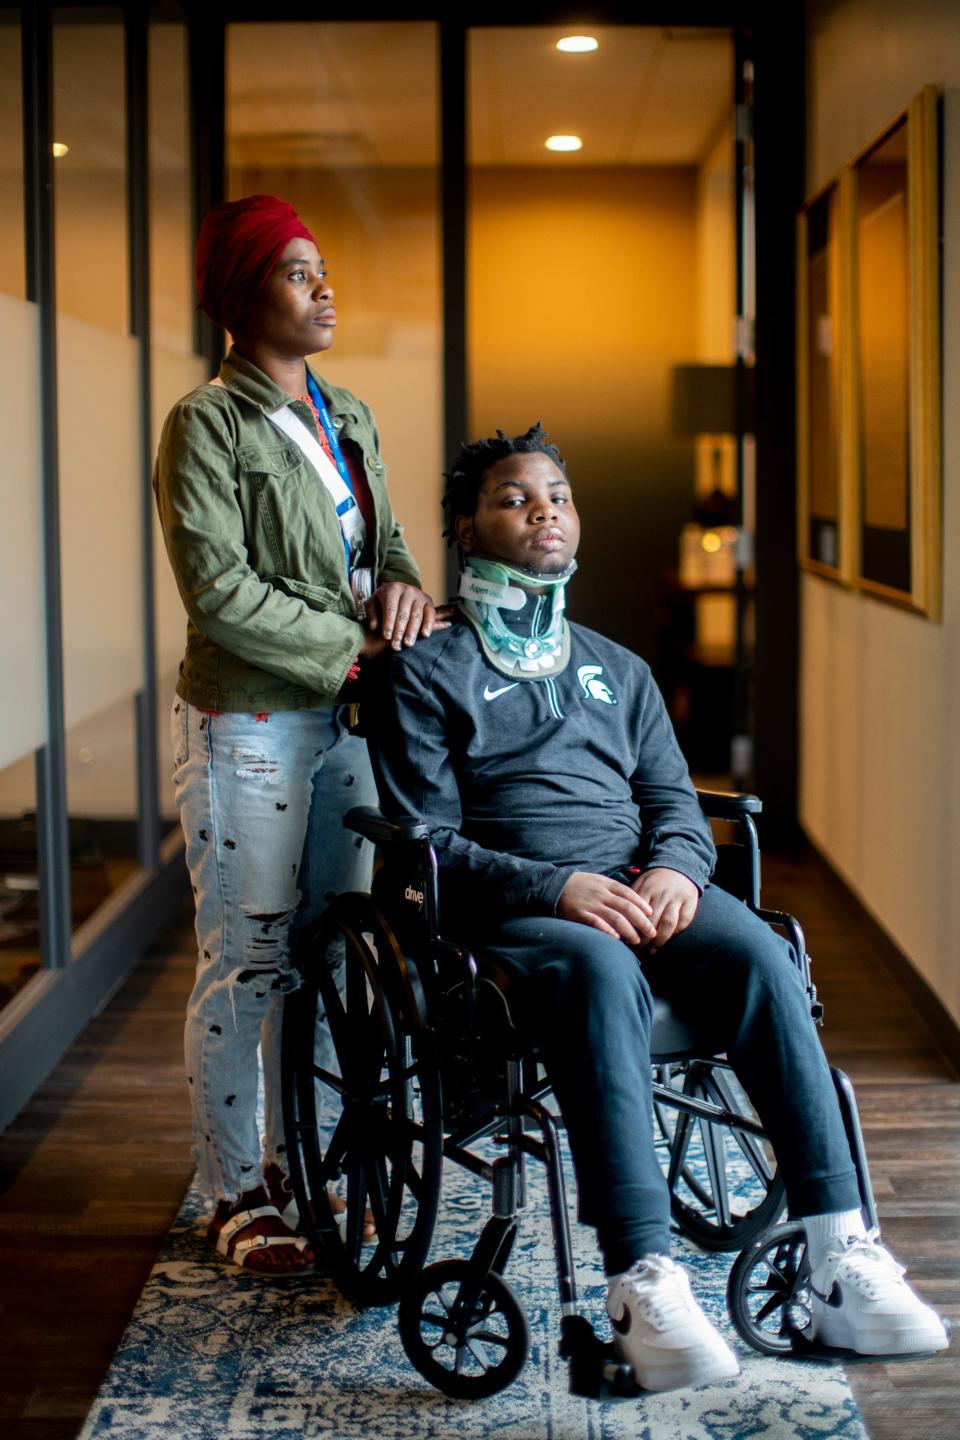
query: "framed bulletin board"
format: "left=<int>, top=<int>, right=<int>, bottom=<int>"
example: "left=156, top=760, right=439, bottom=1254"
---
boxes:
left=852, top=87, right=941, bottom=615
left=797, top=86, right=941, bottom=617
left=797, top=177, right=852, bottom=580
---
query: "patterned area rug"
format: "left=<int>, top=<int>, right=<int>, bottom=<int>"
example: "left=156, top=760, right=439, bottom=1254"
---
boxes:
left=80, top=1133, right=867, bottom=1440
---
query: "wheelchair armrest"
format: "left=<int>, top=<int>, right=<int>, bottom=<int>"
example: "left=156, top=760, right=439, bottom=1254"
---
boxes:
left=698, top=790, right=762, bottom=910
left=754, top=905, right=823, bottom=1024
left=696, top=789, right=763, bottom=820
left=345, top=805, right=429, bottom=846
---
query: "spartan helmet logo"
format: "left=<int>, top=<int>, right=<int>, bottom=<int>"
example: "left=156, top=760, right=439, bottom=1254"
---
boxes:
left=577, top=664, right=617, bottom=705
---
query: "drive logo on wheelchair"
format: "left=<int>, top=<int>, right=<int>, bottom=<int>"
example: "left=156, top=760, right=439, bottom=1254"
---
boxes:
left=404, top=883, right=425, bottom=908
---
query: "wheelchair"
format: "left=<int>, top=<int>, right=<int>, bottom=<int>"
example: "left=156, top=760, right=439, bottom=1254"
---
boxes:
left=281, top=791, right=881, bottom=1399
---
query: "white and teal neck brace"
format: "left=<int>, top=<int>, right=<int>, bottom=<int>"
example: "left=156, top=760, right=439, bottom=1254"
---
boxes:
left=457, top=555, right=576, bottom=679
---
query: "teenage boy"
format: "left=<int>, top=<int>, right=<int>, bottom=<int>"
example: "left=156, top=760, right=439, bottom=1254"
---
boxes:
left=366, top=425, right=948, bottom=1393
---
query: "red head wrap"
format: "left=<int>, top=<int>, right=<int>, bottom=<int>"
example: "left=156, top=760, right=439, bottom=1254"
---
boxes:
left=194, top=194, right=317, bottom=336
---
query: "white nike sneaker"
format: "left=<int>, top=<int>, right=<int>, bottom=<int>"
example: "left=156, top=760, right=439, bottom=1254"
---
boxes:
left=808, top=1231, right=949, bottom=1356
left=606, top=1255, right=740, bottom=1393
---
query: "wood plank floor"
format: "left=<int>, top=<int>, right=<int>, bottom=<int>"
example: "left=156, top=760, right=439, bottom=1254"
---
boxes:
left=0, top=855, right=957, bottom=1440
left=761, top=853, right=960, bottom=1440
left=0, top=895, right=197, bottom=1440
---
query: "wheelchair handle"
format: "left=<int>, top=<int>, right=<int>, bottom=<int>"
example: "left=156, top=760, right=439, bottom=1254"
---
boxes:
left=348, top=805, right=442, bottom=940
left=345, top=805, right=429, bottom=846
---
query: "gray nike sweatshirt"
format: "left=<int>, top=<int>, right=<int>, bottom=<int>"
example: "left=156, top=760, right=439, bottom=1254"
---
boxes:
left=366, top=598, right=716, bottom=928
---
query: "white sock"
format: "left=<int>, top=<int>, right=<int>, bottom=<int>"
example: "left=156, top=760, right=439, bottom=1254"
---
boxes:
left=803, top=1209, right=867, bottom=1271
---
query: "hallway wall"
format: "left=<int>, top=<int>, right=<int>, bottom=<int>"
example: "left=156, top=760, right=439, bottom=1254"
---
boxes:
left=801, top=0, right=960, bottom=1024
left=469, top=166, right=699, bottom=664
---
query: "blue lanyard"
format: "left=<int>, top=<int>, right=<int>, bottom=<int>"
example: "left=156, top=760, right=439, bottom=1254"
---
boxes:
left=306, top=372, right=354, bottom=495
left=305, top=371, right=364, bottom=570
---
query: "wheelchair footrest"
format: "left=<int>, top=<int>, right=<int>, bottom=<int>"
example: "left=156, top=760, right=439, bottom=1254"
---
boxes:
left=560, top=1314, right=638, bottom=1399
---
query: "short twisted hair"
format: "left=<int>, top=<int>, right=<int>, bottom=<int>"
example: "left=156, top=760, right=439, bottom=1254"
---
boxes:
left=441, top=422, right=565, bottom=544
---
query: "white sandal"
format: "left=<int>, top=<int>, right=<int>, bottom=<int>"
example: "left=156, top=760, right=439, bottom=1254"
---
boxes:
left=214, top=1203, right=312, bottom=1269
left=262, top=1165, right=300, bottom=1228
left=263, top=1165, right=376, bottom=1242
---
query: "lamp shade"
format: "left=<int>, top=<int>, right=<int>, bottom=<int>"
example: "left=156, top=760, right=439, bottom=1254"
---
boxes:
left=670, top=364, right=738, bottom=437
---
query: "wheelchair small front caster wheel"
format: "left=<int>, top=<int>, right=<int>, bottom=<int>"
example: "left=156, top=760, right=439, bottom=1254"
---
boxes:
left=398, top=1259, right=530, bottom=1398
left=726, top=1221, right=811, bottom=1355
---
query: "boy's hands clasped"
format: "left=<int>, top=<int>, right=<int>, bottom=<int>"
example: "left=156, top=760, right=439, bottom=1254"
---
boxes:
left=558, top=866, right=700, bottom=952
left=557, top=873, right=656, bottom=945
left=629, top=867, right=700, bottom=951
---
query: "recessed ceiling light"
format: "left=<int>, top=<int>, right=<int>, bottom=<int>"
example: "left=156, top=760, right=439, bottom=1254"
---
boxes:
left=556, top=36, right=599, bottom=53
left=52, top=141, right=69, bottom=158
left=545, top=134, right=583, bottom=153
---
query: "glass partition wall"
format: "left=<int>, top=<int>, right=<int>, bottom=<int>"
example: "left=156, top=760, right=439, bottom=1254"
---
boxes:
left=54, top=10, right=143, bottom=925
left=150, top=19, right=208, bottom=827
left=0, top=2, right=206, bottom=1129
left=0, top=11, right=44, bottom=1014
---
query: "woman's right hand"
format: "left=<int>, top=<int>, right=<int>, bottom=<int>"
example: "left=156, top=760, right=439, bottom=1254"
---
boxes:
left=364, top=583, right=454, bottom=651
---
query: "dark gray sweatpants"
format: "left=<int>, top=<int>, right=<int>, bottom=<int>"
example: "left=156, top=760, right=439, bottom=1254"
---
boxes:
left=482, top=884, right=862, bottom=1274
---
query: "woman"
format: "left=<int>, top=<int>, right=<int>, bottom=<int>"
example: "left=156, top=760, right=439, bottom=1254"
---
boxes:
left=154, top=194, right=443, bottom=1272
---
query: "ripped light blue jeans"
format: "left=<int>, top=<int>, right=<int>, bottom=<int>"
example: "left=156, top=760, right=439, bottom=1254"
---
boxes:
left=171, top=698, right=377, bottom=1202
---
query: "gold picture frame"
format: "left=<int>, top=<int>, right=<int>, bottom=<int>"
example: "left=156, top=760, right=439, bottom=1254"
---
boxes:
left=797, top=86, right=941, bottom=616
left=797, top=174, right=854, bottom=581
left=851, top=86, right=941, bottom=615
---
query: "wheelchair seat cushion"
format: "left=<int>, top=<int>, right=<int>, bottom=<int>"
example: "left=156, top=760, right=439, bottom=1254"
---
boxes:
left=475, top=953, right=707, bottom=1062
left=649, top=996, right=705, bottom=1060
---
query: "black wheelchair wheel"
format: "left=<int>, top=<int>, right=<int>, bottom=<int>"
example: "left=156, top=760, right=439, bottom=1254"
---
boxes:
left=726, top=1221, right=810, bottom=1354
left=398, top=1259, right=530, bottom=1399
left=654, top=1060, right=785, bottom=1251
left=282, top=893, right=443, bottom=1306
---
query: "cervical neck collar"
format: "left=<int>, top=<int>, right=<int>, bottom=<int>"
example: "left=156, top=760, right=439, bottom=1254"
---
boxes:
left=457, top=555, right=576, bottom=679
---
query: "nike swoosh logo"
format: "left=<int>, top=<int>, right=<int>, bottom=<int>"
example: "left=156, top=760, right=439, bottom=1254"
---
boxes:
left=809, top=1281, right=844, bottom=1309
left=483, top=683, right=519, bottom=701
left=610, top=1305, right=632, bottom=1336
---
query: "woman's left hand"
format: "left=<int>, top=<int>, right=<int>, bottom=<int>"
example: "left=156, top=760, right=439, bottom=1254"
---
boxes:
left=365, top=583, right=451, bottom=649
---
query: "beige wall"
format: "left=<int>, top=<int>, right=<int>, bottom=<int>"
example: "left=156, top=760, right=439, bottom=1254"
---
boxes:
left=469, top=166, right=699, bottom=662
left=803, top=0, right=960, bottom=1023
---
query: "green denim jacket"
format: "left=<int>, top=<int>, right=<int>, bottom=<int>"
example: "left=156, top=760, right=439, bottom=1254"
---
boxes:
left=153, top=348, right=421, bottom=712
